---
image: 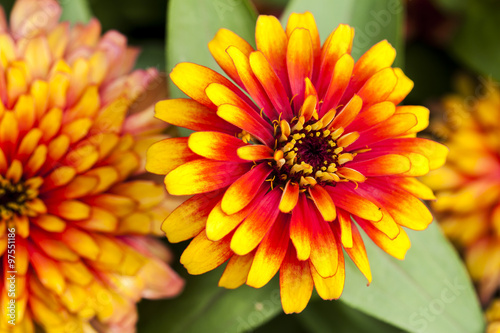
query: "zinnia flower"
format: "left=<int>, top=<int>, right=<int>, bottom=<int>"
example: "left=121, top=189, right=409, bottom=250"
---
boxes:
left=0, top=0, right=183, bottom=331
left=423, top=81, right=500, bottom=304
left=486, top=299, right=500, bottom=333
left=147, top=12, right=447, bottom=313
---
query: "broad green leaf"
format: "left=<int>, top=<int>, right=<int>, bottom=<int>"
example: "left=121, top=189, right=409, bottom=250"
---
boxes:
left=135, top=41, right=166, bottom=70
left=60, top=0, right=92, bottom=24
left=296, top=301, right=402, bottom=333
left=254, top=0, right=290, bottom=8
left=138, top=266, right=282, bottom=333
left=336, top=223, right=485, bottom=333
left=255, top=313, right=307, bottom=333
left=166, top=0, right=258, bottom=99
left=451, top=1, right=500, bottom=82
left=165, top=0, right=257, bottom=136
left=281, top=0, right=405, bottom=67
left=431, top=0, right=466, bottom=13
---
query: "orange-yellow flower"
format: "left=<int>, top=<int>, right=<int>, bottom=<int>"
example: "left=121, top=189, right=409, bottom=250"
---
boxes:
left=147, top=12, right=447, bottom=313
left=0, top=0, right=183, bottom=331
left=424, top=81, right=500, bottom=304
left=486, top=299, right=500, bottom=333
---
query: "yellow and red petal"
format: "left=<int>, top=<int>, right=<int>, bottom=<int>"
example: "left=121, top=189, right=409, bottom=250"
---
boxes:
left=280, top=244, right=314, bottom=314
left=170, top=62, right=248, bottom=109
left=327, top=183, right=383, bottom=222
left=310, top=232, right=345, bottom=300
left=226, top=46, right=277, bottom=121
left=219, top=252, right=255, bottom=289
left=348, top=40, right=396, bottom=94
left=309, top=201, right=339, bottom=278
left=207, top=185, right=267, bottom=241
left=165, top=159, right=251, bottom=196
left=318, top=24, right=354, bottom=96
left=188, top=131, right=247, bottom=162
left=180, top=231, right=233, bottom=275
left=206, top=82, right=258, bottom=114
left=162, top=191, right=222, bottom=243
left=387, top=177, right=436, bottom=200
left=208, top=28, right=254, bottom=87
left=221, top=163, right=272, bottom=215
left=348, top=154, right=411, bottom=177
left=366, top=179, right=433, bottom=231
left=230, top=187, right=282, bottom=255
left=328, top=94, right=362, bottom=131
left=357, top=67, right=398, bottom=106
left=247, top=214, right=290, bottom=288
left=372, top=138, right=448, bottom=170
left=347, top=101, right=396, bottom=132
left=237, top=145, right=273, bottom=161
left=279, top=180, right=300, bottom=213
left=155, top=98, right=238, bottom=134
left=309, top=185, right=336, bottom=221
left=338, top=209, right=353, bottom=248
left=217, top=104, right=275, bottom=146
left=394, top=105, right=429, bottom=134
left=290, top=194, right=312, bottom=260
left=249, top=51, right=293, bottom=120
left=321, top=53, right=354, bottom=112
left=287, top=28, right=314, bottom=109
left=358, top=219, right=411, bottom=260
left=285, top=12, right=321, bottom=65
left=344, top=221, right=372, bottom=284
left=387, top=68, right=414, bottom=105
left=255, top=15, right=290, bottom=94
left=146, top=137, right=198, bottom=175
left=350, top=113, right=418, bottom=150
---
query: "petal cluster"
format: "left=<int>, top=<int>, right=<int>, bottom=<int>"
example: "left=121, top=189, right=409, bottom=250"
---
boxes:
left=424, top=82, right=500, bottom=303
left=0, top=0, right=183, bottom=331
left=487, top=299, right=500, bottom=333
left=148, top=12, right=447, bottom=313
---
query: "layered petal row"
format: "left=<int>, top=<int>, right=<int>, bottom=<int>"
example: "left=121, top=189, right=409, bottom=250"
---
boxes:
left=148, top=11, right=447, bottom=313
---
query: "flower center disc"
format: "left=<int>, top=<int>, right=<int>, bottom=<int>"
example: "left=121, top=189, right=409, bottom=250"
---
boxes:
left=0, top=176, right=39, bottom=220
left=271, top=115, right=361, bottom=189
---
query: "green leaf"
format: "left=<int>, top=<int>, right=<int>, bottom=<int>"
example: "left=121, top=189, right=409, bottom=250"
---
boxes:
left=138, top=267, right=282, bottom=333
left=135, top=41, right=166, bottom=70
left=166, top=0, right=257, bottom=98
left=431, top=0, right=466, bottom=13
left=451, top=1, right=500, bottom=82
left=335, top=223, right=485, bottom=333
left=296, top=300, right=403, bottom=333
left=165, top=0, right=257, bottom=136
left=60, top=0, right=92, bottom=24
left=281, top=0, right=405, bottom=67
left=255, top=313, right=308, bottom=333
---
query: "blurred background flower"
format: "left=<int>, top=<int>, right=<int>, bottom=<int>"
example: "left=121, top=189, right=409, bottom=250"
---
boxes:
left=0, top=0, right=183, bottom=331
left=423, top=80, right=500, bottom=305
